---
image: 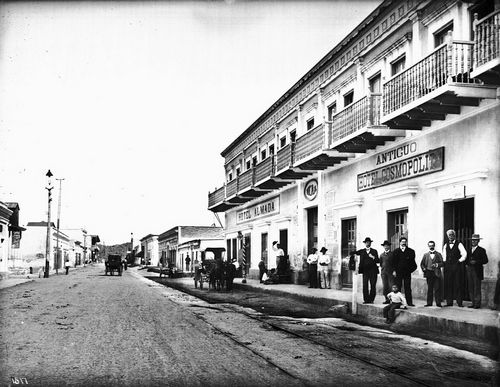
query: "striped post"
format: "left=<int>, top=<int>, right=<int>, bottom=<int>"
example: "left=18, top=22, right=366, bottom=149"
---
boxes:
left=241, top=237, right=247, bottom=283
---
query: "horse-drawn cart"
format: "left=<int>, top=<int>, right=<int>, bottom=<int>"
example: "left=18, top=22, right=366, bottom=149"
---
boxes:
left=105, top=254, right=123, bottom=276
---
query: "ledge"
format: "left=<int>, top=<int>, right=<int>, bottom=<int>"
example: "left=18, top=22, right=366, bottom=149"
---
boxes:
left=425, top=169, right=488, bottom=189
left=373, top=185, right=418, bottom=200
left=332, top=198, right=364, bottom=210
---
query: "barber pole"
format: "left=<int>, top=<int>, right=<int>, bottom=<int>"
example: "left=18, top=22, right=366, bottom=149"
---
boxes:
left=241, top=237, right=247, bottom=284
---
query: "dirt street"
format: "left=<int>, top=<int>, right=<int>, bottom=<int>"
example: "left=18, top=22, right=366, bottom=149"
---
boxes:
left=0, top=265, right=497, bottom=387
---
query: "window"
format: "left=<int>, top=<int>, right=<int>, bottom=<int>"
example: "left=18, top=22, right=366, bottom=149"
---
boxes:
left=280, top=136, right=287, bottom=148
left=235, top=167, right=241, bottom=176
left=252, top=156, right=257, bottom=167
left=387, top=209, right=408, bottom=250
left=290, top=130, right=297, bottom=142
left=269, top=144, right=275, bottom=155
left=306, top=118, right=315, bottom=130
left=261, top=149, right=267, bottom=160
left=228, top=172, right=233, bottom=181
left=246, top=160, right=251, bottom=170
left=369, top=73, right=381, bottom=93
left=391, top=55, right=406, bottom=76
left=434, top=22, right=453, bottom=47
left=343, top=90, right=354, bottom=107
left=327, top=103, right=337, bottom=121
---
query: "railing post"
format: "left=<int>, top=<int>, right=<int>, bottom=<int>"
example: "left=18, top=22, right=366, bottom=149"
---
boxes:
left=473, top=13, right=479, bottom=68
left=446, top=30, right=454, bottom=82
left=366, top=89, right=373, bottom=126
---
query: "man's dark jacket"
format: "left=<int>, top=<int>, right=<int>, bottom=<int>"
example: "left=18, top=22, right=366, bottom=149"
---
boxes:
left=393, top=247, right=417, bottom=275
left=465, top=246, right=488, bottom=280
left=355, top=248, right=380, bottom=274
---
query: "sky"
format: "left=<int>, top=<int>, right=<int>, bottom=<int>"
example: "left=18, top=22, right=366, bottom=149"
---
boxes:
left=0, top=0, right=380, bottom=245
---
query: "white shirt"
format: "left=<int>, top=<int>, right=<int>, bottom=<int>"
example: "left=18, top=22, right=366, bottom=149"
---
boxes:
left=442, top=241, right=467, bottom=262
left=307, top=253, right=318, bottom=264
left=318, top=253, right=330, bottom=269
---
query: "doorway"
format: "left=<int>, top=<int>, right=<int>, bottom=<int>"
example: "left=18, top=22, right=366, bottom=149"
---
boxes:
left=443, top=198, right=474, bottom=252
left=261, top=232, right=268, bottom=266
left=307, top=207, right=318, bottom=253
left=341, top=218, right=357, bottom=287
left=244, top=234, right=251, bottom=270
left=279, top=229, right=288, bottom=256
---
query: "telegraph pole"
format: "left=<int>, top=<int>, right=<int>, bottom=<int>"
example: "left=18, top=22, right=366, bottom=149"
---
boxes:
left=44, top=170, right=54, bottom=278
left=55, top=178, right=65, bottom=274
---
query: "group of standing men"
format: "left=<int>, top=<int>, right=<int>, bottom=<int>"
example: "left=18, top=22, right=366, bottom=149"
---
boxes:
left=352, top=230, right=488, bottom=308
left=306, top=247, right=331, bottom=289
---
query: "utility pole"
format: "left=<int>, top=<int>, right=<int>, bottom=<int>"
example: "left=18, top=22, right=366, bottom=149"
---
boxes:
left=44, top=170, right=53, bottom=278
left=55, top=178, right=65, bottom=275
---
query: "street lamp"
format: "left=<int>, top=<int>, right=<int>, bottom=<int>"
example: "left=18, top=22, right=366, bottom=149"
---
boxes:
left=44, top=170, right=53, bottom=278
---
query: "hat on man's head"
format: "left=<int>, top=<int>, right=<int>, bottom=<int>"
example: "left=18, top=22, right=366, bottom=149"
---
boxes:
left=470, top=234, right=482, bottom=240
left=363, top=237, right=373, bottom=243
left=381, top=240, right=391, bottom=246
left=272, top=241, right=278, bottom=246
left=320, top=247, right=328, bottom=253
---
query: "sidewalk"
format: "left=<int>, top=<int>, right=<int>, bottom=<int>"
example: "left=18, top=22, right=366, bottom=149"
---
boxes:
left=153, top=274, right=499, bottom=346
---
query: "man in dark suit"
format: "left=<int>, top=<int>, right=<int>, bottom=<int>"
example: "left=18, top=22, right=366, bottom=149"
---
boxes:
left=465, top=234, right=488, bottom=309
left=353, top=237, right=380, bottom=304
left=442, top=229, right=467, bottom=307
left=392, top=237, right=417, bottom=306
left=420, top=240, right=443, bottom=307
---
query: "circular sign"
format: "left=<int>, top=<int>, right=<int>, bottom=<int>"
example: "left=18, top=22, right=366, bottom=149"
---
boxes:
left=304, top=179, right=318, bottom=201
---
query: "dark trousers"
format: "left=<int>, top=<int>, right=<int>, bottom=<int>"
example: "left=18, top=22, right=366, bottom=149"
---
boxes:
left=444, top=264, right=464, bottom=306
left=383, top=302, right=402, bottom=322
left=362, top=271, right=377, bottom=303
left=381, top=271, right=394, bottom=302
left=395, top=272, right=412, bottom=304
left=425, top=272, right=442, bottom=305
left=65, top=267, right=69, bottom=275
left=494, top=277, right=500, bottom=306
left=309, top=265, right=318, bottom=288
left=466, top=266, right=482, bottom=307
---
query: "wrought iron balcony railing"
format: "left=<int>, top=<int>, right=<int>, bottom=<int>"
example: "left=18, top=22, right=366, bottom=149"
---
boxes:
left=474, top=10, right=500, bottom=68
left=383, top=40, right=474, bottom=116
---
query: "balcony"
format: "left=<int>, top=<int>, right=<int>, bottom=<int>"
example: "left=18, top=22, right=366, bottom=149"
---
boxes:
left=237, top=168, right=270, bottom=199
left=382, top=40, right=497, bottom=130
left=330, top=93, right=404, bottom=154
left=293, top=122, right=351, bottom=171
left=274, top=143, right=310, bottom=180
left=471, top=10, right=500, bottom=84
left=254, top=156, right=290, bottom=190
left=208, top=185, right=236, bottom=212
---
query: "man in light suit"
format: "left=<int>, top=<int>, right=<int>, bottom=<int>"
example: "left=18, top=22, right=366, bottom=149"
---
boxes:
left=465, top=234, right=488, bottom=309
left=420, top=241, right=443, bottom=307
left=353, top=237, right=380, bottom=304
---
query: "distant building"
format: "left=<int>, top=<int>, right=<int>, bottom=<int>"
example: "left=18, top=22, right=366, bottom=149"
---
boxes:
left=139, top=234, right=159, bottom=266
left=158, top=226, right=224, bottom=272
left=0, top=202, right=26, bottom=274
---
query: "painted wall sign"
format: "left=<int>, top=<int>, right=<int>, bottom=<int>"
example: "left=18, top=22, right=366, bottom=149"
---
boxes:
left=357, top=147, right=444, bottom=191
left=11, top=231, right=21, bottom=249
left=304, top=179, right=318, bottom=201
left=236, top=196, right=280, bottom=224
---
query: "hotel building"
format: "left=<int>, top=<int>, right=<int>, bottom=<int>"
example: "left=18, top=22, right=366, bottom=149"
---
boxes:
left=208, top=0, right=499, bottom=305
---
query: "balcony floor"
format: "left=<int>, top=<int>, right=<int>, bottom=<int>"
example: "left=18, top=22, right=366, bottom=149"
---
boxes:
left=382, top=84, right=497, bottom=130
left=471, top=58, right=500, bottom=85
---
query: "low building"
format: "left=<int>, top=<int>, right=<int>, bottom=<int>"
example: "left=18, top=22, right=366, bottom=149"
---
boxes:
left=140, top=234, right=159, bottom=266
left=0, top=202, right=13, bottom=275
left=158, top=226, right=224, bottom=273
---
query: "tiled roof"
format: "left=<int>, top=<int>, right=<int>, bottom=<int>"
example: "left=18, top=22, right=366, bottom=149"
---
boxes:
left=27, top=221, right=56, bottom=227
left=180, top=226, right=223, bottom=240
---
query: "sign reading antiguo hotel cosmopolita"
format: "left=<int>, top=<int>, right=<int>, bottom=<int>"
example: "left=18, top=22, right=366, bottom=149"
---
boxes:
left=357, top=143, right=444, bottom=191
left=236, top=196, right=280, bottom=224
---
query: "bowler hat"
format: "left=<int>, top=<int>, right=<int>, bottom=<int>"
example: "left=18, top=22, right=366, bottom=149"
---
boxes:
left=363, top=237, right=373, bottom=243
left=470, top=234, right=483, bottom=240
left=320, top=247, right=328, bottom=253
left=381, top=240, right=391, bottom=246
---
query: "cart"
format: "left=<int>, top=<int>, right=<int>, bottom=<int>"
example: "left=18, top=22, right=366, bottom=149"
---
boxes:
left=105, top=254, right=123, bottom=276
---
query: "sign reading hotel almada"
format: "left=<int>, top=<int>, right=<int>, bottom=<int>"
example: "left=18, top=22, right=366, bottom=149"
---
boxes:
left=237, top=197, right=280, bottom=224
left=357, top=142, right=444, bottom=191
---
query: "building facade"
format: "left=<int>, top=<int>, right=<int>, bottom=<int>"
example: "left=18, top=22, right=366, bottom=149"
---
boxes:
left=0, top=202, right=13, bottom=275
left=140, top=234, right=159, bottom=266
left=158, top=226, right=224, bottom=272
left=208, top=0, right=500, bottom=305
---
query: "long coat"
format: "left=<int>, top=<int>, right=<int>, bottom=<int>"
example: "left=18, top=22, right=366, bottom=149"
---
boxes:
left=465, top=246, right=488, bottom=280
left=356, top=248, right=380, bottom=274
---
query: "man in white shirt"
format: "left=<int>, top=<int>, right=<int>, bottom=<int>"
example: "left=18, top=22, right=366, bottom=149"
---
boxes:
left=442, top=229, right=467, bottom=307
left=318, top=247, right=331, bottom=289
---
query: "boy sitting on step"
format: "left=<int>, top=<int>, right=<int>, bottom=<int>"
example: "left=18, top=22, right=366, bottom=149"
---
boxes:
left=383, top=284, right=407, bottom=324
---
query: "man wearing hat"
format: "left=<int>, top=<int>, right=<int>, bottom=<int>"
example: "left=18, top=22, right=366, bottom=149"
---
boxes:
left=465, top=234, right=488, bottom=309
left=392, top=237, right=417, bottom=306
left=318, top=247, right=331, bottom=289
left=379, top=240, right=395, bottom=304
left=353, top=237, right=380, bottom=304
